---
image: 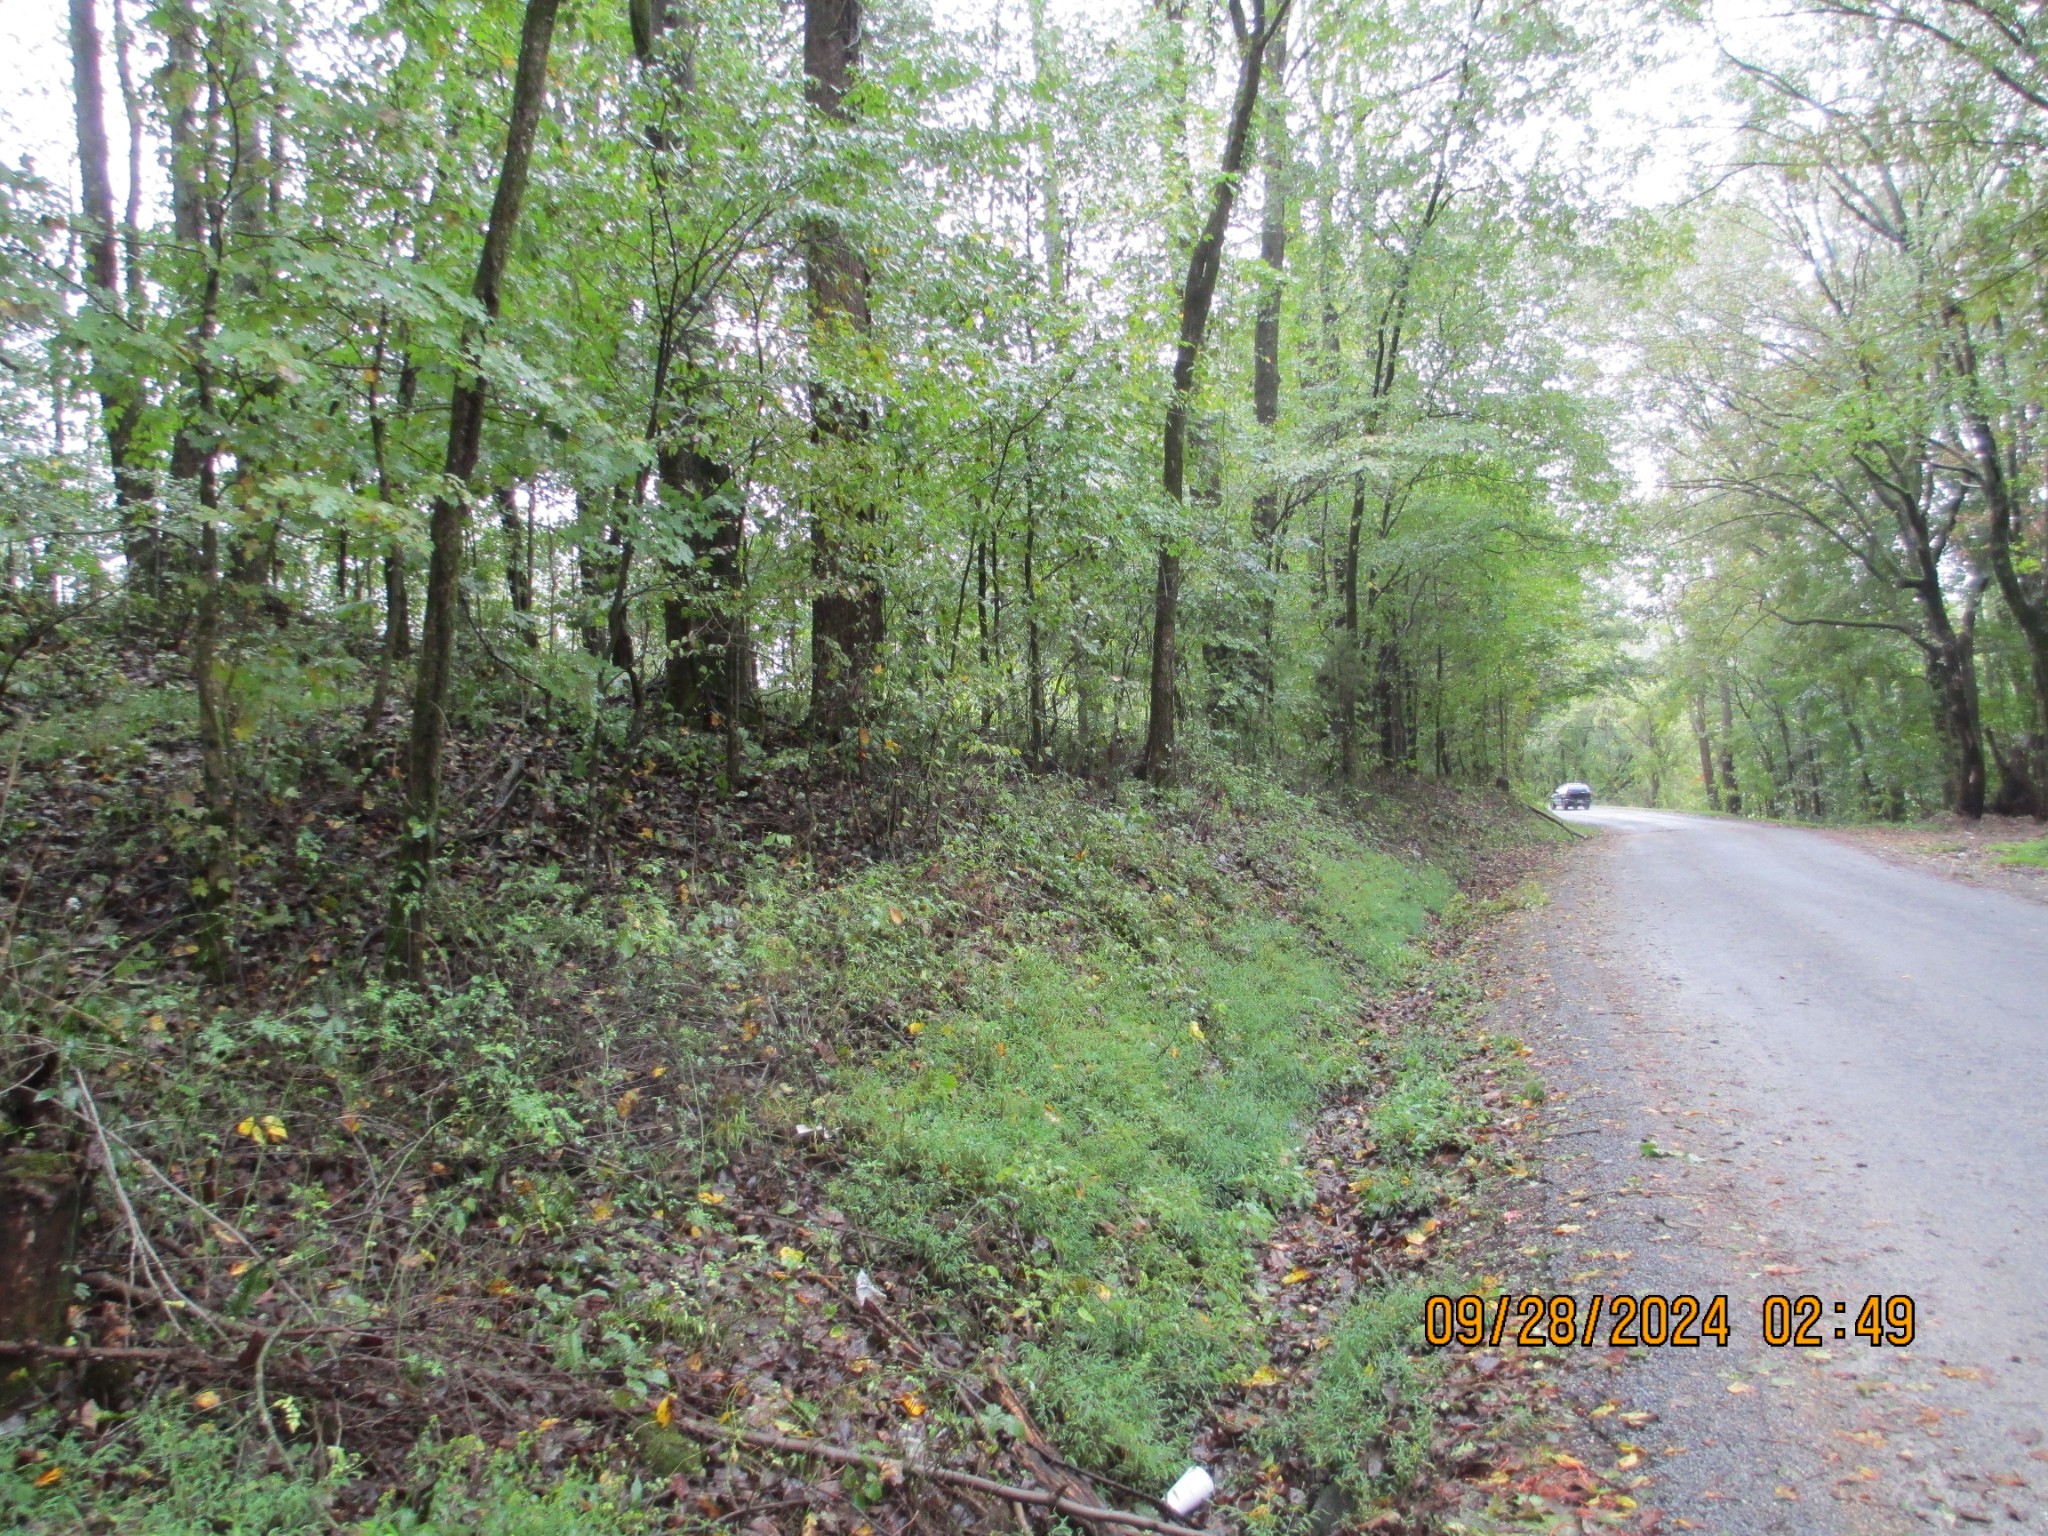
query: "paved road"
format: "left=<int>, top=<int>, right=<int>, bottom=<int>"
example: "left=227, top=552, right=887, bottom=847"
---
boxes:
left=1500, top=807, right=2048, bottom=1532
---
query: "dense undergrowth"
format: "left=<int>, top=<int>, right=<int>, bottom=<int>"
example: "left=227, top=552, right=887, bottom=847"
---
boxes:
left=2, top=666, right=1562, bottom=1534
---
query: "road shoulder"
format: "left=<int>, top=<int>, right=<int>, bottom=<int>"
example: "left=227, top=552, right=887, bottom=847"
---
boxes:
left=1454, top=832, right=2037, bottom=1535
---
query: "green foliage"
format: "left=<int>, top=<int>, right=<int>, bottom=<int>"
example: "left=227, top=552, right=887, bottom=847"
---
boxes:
left=803, top=790, right=1448, bottom=1479
left=3, top=1406, right=661, bottom=1535
left=1276, top=1283, right=1439, bottom=1498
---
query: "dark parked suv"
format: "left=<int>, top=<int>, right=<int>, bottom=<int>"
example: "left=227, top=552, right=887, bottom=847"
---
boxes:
left=1550, top=782, right=1593, bottom=810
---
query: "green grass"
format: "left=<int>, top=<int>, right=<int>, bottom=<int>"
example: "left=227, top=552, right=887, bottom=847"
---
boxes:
left=4, top=1416, right=664, bottom=1535
left=1996, top=836, right=2048, bottom=868
left=1277, top=1282, right=1438, bottom=1500
left=11, top=774, right=1476, bottom=1527
left=820, top=796, right=1453, bottom=1480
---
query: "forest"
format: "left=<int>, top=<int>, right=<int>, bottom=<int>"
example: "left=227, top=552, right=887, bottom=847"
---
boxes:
left=2, top=0, right=2046, bottom=1529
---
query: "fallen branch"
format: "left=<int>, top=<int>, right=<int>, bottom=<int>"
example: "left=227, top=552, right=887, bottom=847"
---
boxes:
left=1521, top=801, right=1591, bottom=838
left=663, top=1411, right=1211, bottom=1536
left=0, top=1339, right=207, bottom=1363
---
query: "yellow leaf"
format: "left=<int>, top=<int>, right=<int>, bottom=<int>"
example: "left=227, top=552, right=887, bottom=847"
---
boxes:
left=192, top=1391, right=222, bottom=1411
left=899, top=1394, right=926, bottom=1417
left=1773, top=1485, right=1800, bottom=1501
left=638, top=826, right=654, bottom=840
left=777, top=1246, right=806, bottom=1266
left=653, top=1395, right=675, bottom=1427
left=697, top=1190, right=725, bottom=1205
left=1241, top=1364, right=1283, bottom=1388
left=1282, top=1268, right=1312, bottom=1284
left=228, top=1260, right=251, bottom=1278
left=616, top=1089, right=641, bottom=1118
left=33, top=1467, right=62, bottom=1489
left=1726, top=1381, right=1755, bottom=1394
left=590, top=1200, right=614, bottom=1222
left=1590, top=1402, right=1617, bottom=1418
left=887, top=906, right=904, bottom=925
left=1940, top=1367, right=1984, bottom=1380
left=1618, top=1452, right=1641, bottom=1470
left=906, top=1020, right=925, bottom=1036
left=236, top=1116, right=259, bottom=1141
left=537, top=1417, right=562, bottom=1431
left=650, top=1065, right=666, bottom=1078
left=339, top=1112, right=362, bottom=1133
left=1188, top=1021, right=1205, bottom=1039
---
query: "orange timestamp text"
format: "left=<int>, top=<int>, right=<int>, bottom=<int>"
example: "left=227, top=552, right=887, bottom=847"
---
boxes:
left=1424, top=1293, right=1917, bottom=1349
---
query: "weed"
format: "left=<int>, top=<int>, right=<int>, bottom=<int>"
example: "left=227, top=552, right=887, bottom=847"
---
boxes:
left=1274, top=1282, right=1438, bottom=1498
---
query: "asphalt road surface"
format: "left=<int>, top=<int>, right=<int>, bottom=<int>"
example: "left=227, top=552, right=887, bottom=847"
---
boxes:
left=1495, top=806, right=2048, bottom=1532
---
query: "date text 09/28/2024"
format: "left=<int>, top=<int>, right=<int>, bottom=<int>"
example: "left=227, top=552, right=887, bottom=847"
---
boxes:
left=1423, top=1294, right=1918, bottom=1350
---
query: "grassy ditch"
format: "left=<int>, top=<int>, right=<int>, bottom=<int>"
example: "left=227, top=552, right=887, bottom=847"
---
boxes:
left=7, top=766, right=1559, bottom=1533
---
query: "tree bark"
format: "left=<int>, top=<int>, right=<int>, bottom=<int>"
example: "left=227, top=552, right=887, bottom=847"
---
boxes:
left=1717, top=675, right=1743, bottom=815
left=1249, top=23, right=1287, bottom=710
left=1958, top=389, right=2048, bottom=816
left=1690, top=691, right=1721, bottom=810
left=360, top=319, right=413, bottom=750
left=0, top=1052, right=88, bottom=1411
left=497, top=483, right=537, bottom=645
left=1142, top=0, right=1291, bottom=784
left=385, top=0, right=561, bottom=981
left=630, top=2, right=747, bottom=733
left=803, top=0, right=884, bottom=740
left=68, top=0, right=154, bottom=585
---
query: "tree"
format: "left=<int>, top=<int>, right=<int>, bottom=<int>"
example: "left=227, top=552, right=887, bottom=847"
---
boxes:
left=803, top=0, right=884, bottom=740
left=1142, top=0, right=1291, bottom=783
left=386, top=0, right=562, bottom=980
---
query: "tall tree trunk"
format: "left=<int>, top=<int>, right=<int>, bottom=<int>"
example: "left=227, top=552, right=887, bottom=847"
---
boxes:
left=68, top=0, right=154, bottom=585
left=1336, top=473, right=1364, bottom=780
left=1142, top=0, right=1291, bottom=784
left=0, top=1050, right=89, bottom=1411
left=497, top=482, right=538, bottom=645
left=1024, top=478, right=1045, bottom=770
left=1690, top=691, right=1721, bottom=811
left=385, top=0, right=561, bottom=981
left=631, top=3, right=746, bottom=733
left=1716, top=676, right=1743, bottom=815
left=160, top=2, right=237, bottom=977
left=360, top=319, right=412, bottom=749
left=1960, top=392, right=2048, bottom=814
left=1249, top=22, right=1287, bottom=710
left=803, top=0, right=884, bottom=740
left=659, top=446, right=741, bottom=725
